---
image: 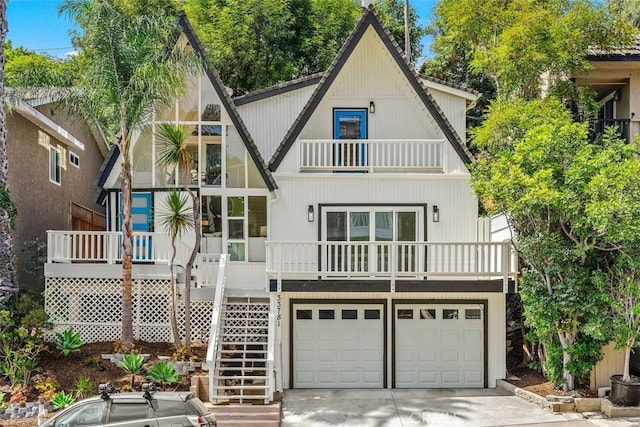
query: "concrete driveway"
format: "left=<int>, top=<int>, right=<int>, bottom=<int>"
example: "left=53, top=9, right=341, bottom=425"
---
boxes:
left=281, top=389, right=631, bottom=427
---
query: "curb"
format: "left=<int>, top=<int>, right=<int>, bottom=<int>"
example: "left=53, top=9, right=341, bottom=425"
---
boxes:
left=496, top=379, right=553, bottom=410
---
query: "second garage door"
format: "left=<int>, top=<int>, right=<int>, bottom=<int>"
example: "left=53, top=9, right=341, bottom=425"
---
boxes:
left=395, top=303, right=484, bottom=388
left=293, top=303, right=384, bottom=388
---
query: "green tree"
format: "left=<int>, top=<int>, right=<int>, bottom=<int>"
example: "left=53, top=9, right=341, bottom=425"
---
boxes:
left=4, top=42, right=79, bottom=87
left=471, top=98, right=640, bottom=390
left=425, top=0, right=632, bottom=99
left=184, top=0, right=423, bottom=95
left=156, top=123, right=200, bottom=356
left=59, top=0, right=197, bottom=350
left=158, top=188, right=191, bottom=350
left=372, top=0, right=427, bottom=65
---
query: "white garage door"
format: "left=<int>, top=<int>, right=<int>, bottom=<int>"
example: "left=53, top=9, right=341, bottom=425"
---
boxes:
left=395, top=303, right=484, bottom=388
left=293, top=303, right=384, bottom=388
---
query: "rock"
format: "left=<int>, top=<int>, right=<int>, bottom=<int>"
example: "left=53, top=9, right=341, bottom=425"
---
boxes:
left=546, top=395, right=574, bottom=403
left=507, top=375, right=521, bottom=381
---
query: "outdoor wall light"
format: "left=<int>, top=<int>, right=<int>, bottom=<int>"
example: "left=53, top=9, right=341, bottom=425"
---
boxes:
left=369, top=101, right=375, bottom=114
left=613, top=89, right=622, bottom=102
left=432, top=205, right=440, bottom=222
left=308, top=205, right=315, bottom=222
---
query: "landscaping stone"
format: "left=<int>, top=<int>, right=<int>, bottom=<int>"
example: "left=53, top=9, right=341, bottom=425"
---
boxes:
left=601, top=397, right=640, bottom=418
left=575, top=397, right=602, bottom=413
left=546, top=395, right=574, bottom=403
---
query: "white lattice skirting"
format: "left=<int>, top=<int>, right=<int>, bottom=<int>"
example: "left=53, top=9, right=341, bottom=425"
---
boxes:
left=45, top=277, right=214, bottom=344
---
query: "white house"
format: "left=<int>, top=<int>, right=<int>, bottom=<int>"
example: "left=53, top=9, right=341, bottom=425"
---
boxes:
left=44, top=7, right=518, bottom=403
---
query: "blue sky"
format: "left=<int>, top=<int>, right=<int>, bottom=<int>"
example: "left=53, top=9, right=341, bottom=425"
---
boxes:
left=7, top=0, right=437, bottom=61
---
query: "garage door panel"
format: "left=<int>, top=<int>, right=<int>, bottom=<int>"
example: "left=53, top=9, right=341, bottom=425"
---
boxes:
left=395, top=304, right=484, bottom=388
left=294, top=304, right=384, bottom=388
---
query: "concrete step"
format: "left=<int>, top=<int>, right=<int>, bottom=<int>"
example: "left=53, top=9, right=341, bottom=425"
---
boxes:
left=212, top=402, right=280, bottom=426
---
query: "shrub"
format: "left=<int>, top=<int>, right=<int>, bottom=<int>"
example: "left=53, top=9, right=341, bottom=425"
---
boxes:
left=146, top=361, right=179, bottom=390
left=54, top=327, right=84, bottom=356
left=51, top=391, right=75, bottom=411
left=0, top=391, right=6, bottom=409
left=74, top=376, right=94, bottom=400
left=113, top=340, right=137, bottom=354
left=121, top=353, right=145, bottom=390
left=8, top=386, right=29, bottom=406
left=34, top=381, right=58, bottom=402
left=172, top=345, right=187, bottom=361
left=84, top=355, right=101, bottom=367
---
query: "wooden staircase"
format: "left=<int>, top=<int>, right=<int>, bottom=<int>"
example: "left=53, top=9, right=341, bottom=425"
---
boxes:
left=212, top=297, right=271, bottom=404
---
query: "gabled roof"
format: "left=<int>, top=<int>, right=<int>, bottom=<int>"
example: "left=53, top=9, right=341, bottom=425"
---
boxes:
left=269, top=5, right=475, bottom=171
left=177, top=12, right=277, bottom=191
left=96, top=12, right=278, bottom=201
left=234, top=73, right=324, bottom=106
left=587, top=36, right=640, bottom=61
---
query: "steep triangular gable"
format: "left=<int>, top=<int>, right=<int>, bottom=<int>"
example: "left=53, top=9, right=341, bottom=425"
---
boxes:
left=269, top=6, right=474, bottom=171
left=178, top=12, right=277, bottom=191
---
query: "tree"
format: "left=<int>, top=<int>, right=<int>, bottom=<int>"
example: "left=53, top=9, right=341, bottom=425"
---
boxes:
left=425, top=0, right=632, bottom=100
left=0, top=0, right=16, bottom=301
left=471, top=98, right=640, bottom=390
left=158, top=188, right=193, bottom=350
left=156, top=123, right=201, bottom=355
left=372, top=0, right=427, bottom=66
left=4, top=42, right=79, bottom=87
left=60, top=0, right=197, bottom=350
left=184, top=0, right=424, bottom=95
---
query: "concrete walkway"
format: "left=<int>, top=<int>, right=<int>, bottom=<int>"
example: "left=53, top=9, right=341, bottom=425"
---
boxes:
left=281, top=389, right=640, bottom=427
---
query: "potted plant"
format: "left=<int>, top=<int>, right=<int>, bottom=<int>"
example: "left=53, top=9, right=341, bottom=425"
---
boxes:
left=602, top=253, right=640, bottom=406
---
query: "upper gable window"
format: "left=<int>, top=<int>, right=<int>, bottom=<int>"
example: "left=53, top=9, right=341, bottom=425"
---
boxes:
left=49, top=145, right=61, bottom=185
left=202, top=104, right=221, bottom=121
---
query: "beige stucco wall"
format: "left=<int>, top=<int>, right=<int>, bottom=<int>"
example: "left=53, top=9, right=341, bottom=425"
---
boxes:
left=591, top=342, right=624, bottom=391
left=7, top=104, right=106, bottom=290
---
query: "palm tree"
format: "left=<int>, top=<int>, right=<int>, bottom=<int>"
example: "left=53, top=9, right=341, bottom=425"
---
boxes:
left=156, top=123, right=201, bottom=355
left=158, top=189, right=193, bottom=350
left=0, top=0, right=17, bottom=301
left=60, top=0, right=198, bottom=350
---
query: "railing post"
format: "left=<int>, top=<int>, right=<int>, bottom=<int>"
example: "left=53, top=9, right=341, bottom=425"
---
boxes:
left=502, top=242, right=509, bottom=293
left=390, top=243, right=396, bottom=292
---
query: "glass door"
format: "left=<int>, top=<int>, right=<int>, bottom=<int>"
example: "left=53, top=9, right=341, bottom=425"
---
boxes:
left=334, top=109, right=367, bottom=168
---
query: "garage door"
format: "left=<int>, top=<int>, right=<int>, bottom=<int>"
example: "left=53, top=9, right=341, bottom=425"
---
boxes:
left=293, top=303, right=384, bottom=388
left=395, top=303, right=484, bottom=388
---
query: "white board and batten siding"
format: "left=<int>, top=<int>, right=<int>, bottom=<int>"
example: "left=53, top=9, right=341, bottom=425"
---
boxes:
left=278, top=292, right=506, bottom=389
left=236, top=83, right=317, bottom=162
left=275, top=27, right=470, bottom=175
left=270, top=174, right=479, bottom=244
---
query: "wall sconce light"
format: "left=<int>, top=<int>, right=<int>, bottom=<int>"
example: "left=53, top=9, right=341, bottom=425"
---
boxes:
left=613, top=89, right=622, bottom=102
left=432, top=205, right=440, bottom=222
left=369, top=101, right=375, bottom=114
left=308, top=205, right=315, bottom=222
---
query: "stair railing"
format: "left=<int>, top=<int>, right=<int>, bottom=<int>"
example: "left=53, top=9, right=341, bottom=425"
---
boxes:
left=206, top=253, right=227, bottom=401
left=266, top=308, right=276, bottom=403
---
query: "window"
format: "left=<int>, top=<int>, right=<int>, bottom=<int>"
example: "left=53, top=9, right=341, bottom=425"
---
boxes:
left=54, top=401, right=107, bottom=426
left=419, top=309, right=436, bottom=319
left=342, top=309, right=357, bottom=319
left=49, top=146, right=61, bottom=185
left=296, top=309, right=312, bottom=320
left=397, top=309, right=413, bottom=319
left=69, top=151, right=80, bottom=168
left=443, top=309, right=459, bottom=319
left=319, top=309, right=335, bottom=319
left=108, top=403, right=151, bottom=422
left=364, top=309, right=380, bottom=320
left=465, top=309, right=482, bottom=320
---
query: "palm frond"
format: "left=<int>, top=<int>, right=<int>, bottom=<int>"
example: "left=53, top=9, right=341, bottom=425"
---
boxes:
left=158, top=189, right=194, bottom=239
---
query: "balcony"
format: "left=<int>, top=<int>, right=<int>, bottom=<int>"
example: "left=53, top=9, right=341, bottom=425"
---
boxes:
left=266, top=241, right=518, bottom=290
left=590, top=118, right=631, bottom=143
left=299, top=139, right=444, bottom=172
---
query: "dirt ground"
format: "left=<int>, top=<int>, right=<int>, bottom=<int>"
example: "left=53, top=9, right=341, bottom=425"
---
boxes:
left=0, top=341, right=209, bottom=427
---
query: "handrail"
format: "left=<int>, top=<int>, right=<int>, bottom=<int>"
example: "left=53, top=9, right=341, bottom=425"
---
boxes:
left=266, top=307, right=276, bottom=403
left=265, top=240, right=518, bottom=286
left=206, top=253, right=227, bottom=402
left=299, top=139, right=444, bottom=172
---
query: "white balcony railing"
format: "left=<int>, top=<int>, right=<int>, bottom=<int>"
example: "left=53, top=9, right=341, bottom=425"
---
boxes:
left=299, top=139, right=444, bottom=172
left=266, top=241, right=518, bottom=287
left=47, top=231, right=177, bottom=264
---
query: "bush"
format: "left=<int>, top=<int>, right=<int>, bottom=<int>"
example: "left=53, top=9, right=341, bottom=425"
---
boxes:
left=146, top=361, right=179, bottom=390
left=51, top=391, right=75, bottom=411
left=121, top=353, right=145, bottom=390
left=74, top=376, right=94, bottom=400
left=34, top=381, right=57, bottom=402
left=54, top=327, right=84, bottom=356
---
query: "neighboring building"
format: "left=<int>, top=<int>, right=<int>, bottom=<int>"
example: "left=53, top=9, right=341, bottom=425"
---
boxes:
left=573, top=37, right=640, bottom=391
left=44, top=7, right=517, bottom=402
left=8, top=97, right=107, bottom=290
left=574, top=36, right=640, bottom=143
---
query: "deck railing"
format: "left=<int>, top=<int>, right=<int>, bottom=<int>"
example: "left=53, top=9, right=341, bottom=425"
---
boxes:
left=47, top=231, right=177, bottom=264
left=299, top=139, right=444, bottom=172
left=266, top=241, right=518, bottom=288
left=590, top=118, right=631, bottom=143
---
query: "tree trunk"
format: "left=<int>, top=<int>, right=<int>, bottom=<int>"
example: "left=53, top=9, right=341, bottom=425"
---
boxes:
left=624, top=347, right=632, bottom=382
left=0, top=1, right=16, bottom=301
left=557, top=330, right=575, bottom=391
left=120, top=129, right=134, bottom=350
left=183, top=188, right=201, bottom=355
left=168, top=240, right=181, bottom=350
